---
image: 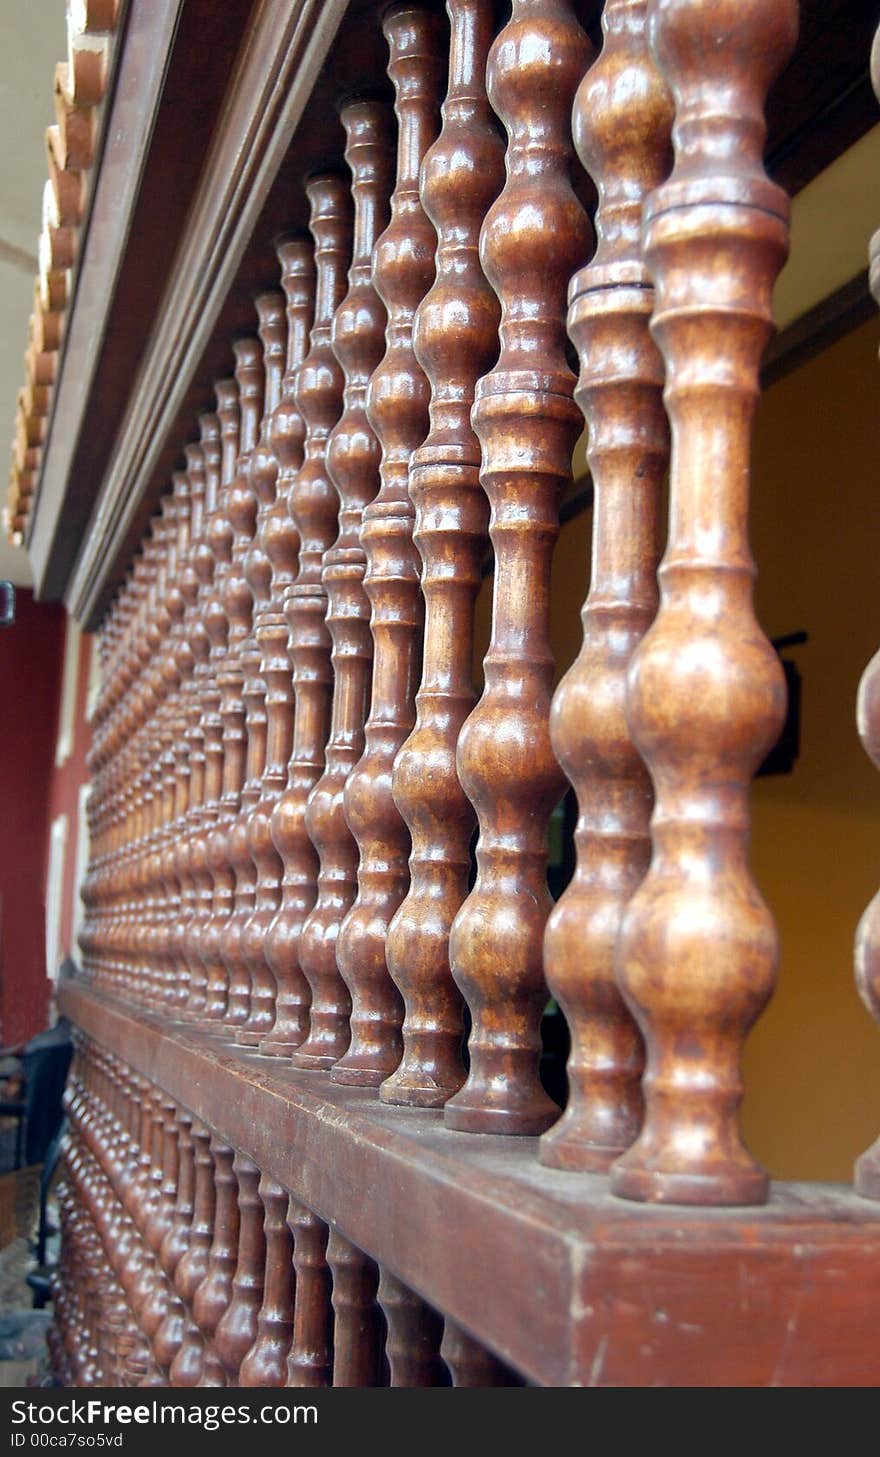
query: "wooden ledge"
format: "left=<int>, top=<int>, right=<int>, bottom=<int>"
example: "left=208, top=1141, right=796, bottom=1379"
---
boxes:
left=60, top=975, right=880, bottom=1387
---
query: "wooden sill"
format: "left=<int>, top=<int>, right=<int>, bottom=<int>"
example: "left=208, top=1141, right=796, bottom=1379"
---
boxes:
left=60, top=973, right=880, bottom=1387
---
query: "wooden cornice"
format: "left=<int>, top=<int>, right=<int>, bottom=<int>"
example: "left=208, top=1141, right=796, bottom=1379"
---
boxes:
left=64, top=0, right=347, bottom=628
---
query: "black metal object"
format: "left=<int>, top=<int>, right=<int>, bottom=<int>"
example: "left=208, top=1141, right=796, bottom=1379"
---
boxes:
left=0, top=581, right=15, bottom=626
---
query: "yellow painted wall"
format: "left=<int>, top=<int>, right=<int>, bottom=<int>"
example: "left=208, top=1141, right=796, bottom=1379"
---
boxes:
left=472, top=313, right=880, bottom=1183
left=743, top=314, right=880, bottom=1181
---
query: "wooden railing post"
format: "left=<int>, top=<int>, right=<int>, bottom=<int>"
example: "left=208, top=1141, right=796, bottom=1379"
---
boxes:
left=445, top=0, right=591, bottom=1135
left=611, top=0, right=797, bottom=1205
left=383, top=0, right=503, bottom=1109
left=540, top=0, right=671, bottom=1171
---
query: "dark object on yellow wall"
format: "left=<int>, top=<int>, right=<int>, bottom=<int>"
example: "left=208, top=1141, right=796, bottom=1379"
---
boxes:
left=758, top=631, right=808, bottom=777
left=0, top=582, right=15, bottom=626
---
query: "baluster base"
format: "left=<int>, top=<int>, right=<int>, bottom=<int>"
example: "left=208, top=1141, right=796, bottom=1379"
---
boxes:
left=610, top=1160, right=769, bottom=1208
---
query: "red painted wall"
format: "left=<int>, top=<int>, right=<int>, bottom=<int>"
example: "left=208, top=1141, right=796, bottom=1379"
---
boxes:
left=47, top=622, right=93, bottom=965
left=0, top=588, right=64, bottom=1046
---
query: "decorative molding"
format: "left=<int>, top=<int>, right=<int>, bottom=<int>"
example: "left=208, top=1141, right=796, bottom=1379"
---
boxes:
left=67, top=0, right=349, bottom=630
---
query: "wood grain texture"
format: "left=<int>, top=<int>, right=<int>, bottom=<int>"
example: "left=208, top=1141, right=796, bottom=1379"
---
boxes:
left=333, top=1, right=445, bottom=1086
left=296, top=99, right=394, bottom=1070
left=222, top=338, right=267, bottom=1045
left=237, top=292, right=290, bottom=1044
left=269, top=174, right=352, bottom=1060
left=286, top=1197, right=333, bottom=1387
left=541, top=0, right=671, bottom=1171
left=383, top=0, right=503, bottom=1109
left=612, top=0, right=797, bottom=1206
left=59, top=981, right=880, bottom=1388
left=262, top=240, right=318, bottom=1052
left=445, top=0, right=591, bottom=1135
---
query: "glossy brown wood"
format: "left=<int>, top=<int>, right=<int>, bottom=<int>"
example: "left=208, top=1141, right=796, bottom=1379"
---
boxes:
left=192, top=1138, right=240, bottom=1386
left=445, top=0, right=591, bottom=1134
left=383, top=0, right=503, bottom=1108
left=238, top=292, right=290, bottom=1043
left=853, top=19, right=880, bottom=1204
left=60, top=981, right=880, bottom=1387
left=296, top=99, right=394, bottom=1068
left=377, top=1268, right=447, bottom=1385
left=333, top=1, right=445, bottom=1086
left=326, top=1229, right=386, bottom=1387
left=263, top=238, right=318, bottom=1051
left=223, top=338, right=267, bottom=1043
left=268, top=174, right=352, bottom=1060
left=440, top=1320, right=522, bottom=1386
left=168, top=1119, right=216, bottom=1384
left=239, top=1175, right=295, bottom=1386
left=540, top=0, right=671, bottom=1171
left=200, top=380, right=242, bottom=1027
left=184, top=413, right=224, bottom=1019
left=612, top=0, right=797, bottom=1206
left=285, top=1198, right=333, bottom=1388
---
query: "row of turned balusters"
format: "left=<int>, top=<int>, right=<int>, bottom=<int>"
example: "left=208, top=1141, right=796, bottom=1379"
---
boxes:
left=52, top=1035, right=520, bottom=1387
left=74, top=0, right=837, bottom=1208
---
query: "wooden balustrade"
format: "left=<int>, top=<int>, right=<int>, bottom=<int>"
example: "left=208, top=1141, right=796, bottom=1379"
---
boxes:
left=50, top=0, right=880, bottom=1391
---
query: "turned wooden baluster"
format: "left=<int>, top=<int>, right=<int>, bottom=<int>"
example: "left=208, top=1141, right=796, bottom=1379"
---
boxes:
left=377, top=1269, right=447, bottom=1386
left=239, top=1176, right=295, bottom=1386
left=383, top=0, right=503, bottom=1107
left=256, top=250, right=313, bottom=1046
left=162, top=468, right=194, bottom=1010
left=152, top=1110, right=195, bottom=1376
left=215, top=1152, right=266, bottom=1385
left=285, top=1198, right=333, bottom=1387
left=262, top=238, right=320, bottom=1052
left=326, top=1229, right=386, bottom=1387
left=168, top=1125, right=218, bottom=1386
left=259, top=173, right=351, bottom=1061
left=239, top=292, right=291, bottom=1042
left=223, top=339, right=266, bottom=1041
left=166, top=1119, right=215, bottom=1383
left=183, top=415, right=224, bottom=1019
left=854, top=22, right=880, bottom=1203
left=333, top=2, right=445, bottom=1085
left=199, top=385, right=242, bottom=1025
left=540, top=0, right=671, bottom=1171
left=611, top=0, right=796, bottom=1206
left=194, top=1139, right=240, bottom=1386
left=173, top=443, right=205, bottom=1019
left=445, top=0, right=591, bottom=1134
left=440, top=1320, right=521, bottom=1386
left=295, top=99, right=393, bottom=1066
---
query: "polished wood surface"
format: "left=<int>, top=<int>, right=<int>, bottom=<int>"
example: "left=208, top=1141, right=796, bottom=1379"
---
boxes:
left=334, top=2, right=445, bottom=1086
left=297, top=99, right=394, bottom=1070
left=445, top=0, right=591, bottom=1135
left=612, top=0, right=797, bottom=1206
left=540, top=0, right=671, bottom=1171
left=52, top=0, right=878, bottom=1392
left=383, top=0, right=503, bottom=1108
left=266, top=172, right=353, bottom=1065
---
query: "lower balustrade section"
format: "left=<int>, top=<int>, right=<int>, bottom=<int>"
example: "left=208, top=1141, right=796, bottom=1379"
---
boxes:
left=53, top=976, right=880, bottom=1388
